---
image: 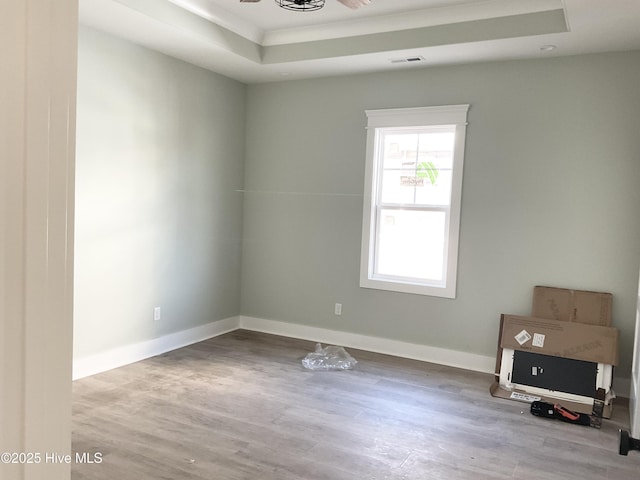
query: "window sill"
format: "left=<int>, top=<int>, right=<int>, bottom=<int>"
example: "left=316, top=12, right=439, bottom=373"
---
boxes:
left=359, top=276, right=456, bottom=299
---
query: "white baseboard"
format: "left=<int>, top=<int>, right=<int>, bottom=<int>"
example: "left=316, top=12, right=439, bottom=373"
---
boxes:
left=73, top=314, right=496, bottom=381
left=238, top=315, right=496, bottom=374
left=72, top=316, right=239, bottom=380
left=73, top=314, right=632, bottom=397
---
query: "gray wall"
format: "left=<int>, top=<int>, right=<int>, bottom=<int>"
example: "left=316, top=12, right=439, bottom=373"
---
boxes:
left=242, top=51, right=640, bottom=377
left=74, top=27, right=246, bottom=359
left=74, top=28, right=640, bottom=380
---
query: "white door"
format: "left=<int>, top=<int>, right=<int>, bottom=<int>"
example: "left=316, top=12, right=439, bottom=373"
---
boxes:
left=630, top=270, right=640, bottom=437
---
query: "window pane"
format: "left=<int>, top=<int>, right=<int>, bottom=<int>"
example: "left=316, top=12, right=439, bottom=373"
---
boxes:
left=375, top=209, right=446, bottom=282
left=413, top=168, right=452, bottom=205
left=380, top=169, right=418, bottom=204
left=379, top=129, right=455, bottom=206
left=380, top=132, right=420, bottom=204
left=382, top=133, right=416, bottom=170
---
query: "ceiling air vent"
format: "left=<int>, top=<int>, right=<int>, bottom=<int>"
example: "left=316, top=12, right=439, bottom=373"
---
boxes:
left=390, top=55, right=425, bottom=64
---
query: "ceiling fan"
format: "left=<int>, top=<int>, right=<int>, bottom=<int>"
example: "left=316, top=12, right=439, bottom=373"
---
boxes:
left=239, top=0, right=371, bottom=12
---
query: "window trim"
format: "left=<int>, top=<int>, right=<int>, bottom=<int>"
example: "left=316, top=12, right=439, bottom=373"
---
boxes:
left=360, top=105, right=469, bottom=298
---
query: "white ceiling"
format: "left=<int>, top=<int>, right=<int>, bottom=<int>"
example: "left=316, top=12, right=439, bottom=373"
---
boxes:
left=79, top=0, right=640, bottom=83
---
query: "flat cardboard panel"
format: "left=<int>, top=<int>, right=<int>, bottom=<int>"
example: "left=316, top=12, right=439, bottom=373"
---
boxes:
left=500, top=314, right=619, bottom=365
left=532, top=286, right=612, bottom=326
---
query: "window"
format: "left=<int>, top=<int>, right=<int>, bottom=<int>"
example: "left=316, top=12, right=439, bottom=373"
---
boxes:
left=360, top=105, right=469, bottom=298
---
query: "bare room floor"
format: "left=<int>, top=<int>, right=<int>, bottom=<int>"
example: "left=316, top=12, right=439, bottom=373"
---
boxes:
left=72, top=330, right=640, bottom=479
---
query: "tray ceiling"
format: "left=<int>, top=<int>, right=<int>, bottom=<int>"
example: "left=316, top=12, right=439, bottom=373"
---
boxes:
left=79, top=0, right=640, bottom=83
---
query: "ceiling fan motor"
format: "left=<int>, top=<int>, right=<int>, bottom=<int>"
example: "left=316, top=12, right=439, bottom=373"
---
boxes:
left=277, top=0, right=325, bottom=10
left=240, top=0, right=370, bottom=11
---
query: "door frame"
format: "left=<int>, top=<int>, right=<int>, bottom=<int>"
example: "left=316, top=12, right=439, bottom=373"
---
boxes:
left=1, top=1, right=78, bottom=479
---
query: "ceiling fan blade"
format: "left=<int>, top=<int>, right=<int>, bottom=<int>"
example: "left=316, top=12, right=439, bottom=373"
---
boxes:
left=239, top=0, right=261, bottom=3
left=337, top=0, right=370, bottom=9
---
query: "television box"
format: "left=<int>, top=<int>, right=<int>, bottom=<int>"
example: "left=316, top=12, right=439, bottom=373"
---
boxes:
left=491, top=314, right=619, bottom=418
left=532, top=286, right=612, bottom=326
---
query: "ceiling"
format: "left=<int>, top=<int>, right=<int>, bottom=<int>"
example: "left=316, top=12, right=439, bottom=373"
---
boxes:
left=79, top=0, right=640, bottom=83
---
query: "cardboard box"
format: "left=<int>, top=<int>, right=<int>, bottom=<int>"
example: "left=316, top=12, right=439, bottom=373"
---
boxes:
left=499, top=314, right=618, bottom=365
left=532, top=286, right=612, bottom=326
left=491, top=314, right=619, bottom=418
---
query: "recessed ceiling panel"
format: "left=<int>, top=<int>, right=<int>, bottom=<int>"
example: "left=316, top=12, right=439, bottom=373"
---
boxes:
left=79, top=0, right=640, bottom=83
left=201, top=0, right=492, bottom=32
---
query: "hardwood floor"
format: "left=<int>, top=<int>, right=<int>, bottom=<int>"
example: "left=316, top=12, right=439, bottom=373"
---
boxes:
left=72, top=330, right=640, bottom=479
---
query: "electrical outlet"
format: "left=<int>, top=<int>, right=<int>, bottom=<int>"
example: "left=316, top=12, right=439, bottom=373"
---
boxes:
left=334, top=303, right=342, bottom=316
left=154, top=307, right=161, bottom=321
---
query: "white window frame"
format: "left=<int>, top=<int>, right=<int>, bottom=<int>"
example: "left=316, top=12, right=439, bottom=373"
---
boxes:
left=360, top=105, right=469, bottom=298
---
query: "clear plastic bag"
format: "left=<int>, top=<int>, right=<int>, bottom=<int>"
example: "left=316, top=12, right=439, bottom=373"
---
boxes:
left=301, top=343, right=357, bottom=371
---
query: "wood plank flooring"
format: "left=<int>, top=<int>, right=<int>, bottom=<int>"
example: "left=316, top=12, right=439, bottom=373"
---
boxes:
left=72, top=330, right=640, bottom=479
